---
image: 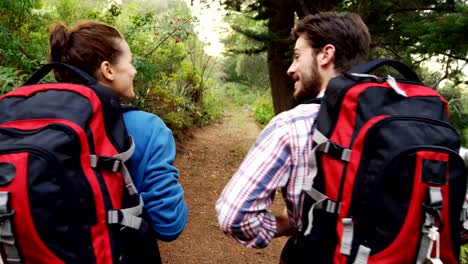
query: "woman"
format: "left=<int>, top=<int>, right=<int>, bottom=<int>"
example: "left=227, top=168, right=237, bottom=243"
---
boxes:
left=48, top=20, right=188, bottom=258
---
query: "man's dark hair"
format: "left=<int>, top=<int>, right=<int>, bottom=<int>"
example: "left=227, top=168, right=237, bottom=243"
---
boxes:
left=291, top=12, right=370, bottom=72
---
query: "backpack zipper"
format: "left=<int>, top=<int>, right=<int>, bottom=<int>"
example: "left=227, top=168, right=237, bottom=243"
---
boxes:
left=0, top=145, right=58, bottom=164
left=0, top=123, right=80, bottom=162
left=363, top=116, right=457, bottom=140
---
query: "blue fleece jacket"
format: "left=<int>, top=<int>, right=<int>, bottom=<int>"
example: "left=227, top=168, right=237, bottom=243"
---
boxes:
left=123, top=110, right=188, bottom=241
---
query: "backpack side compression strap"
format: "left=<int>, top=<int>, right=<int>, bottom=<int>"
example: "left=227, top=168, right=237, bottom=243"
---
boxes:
left=0, top=192, right=21, bottom=263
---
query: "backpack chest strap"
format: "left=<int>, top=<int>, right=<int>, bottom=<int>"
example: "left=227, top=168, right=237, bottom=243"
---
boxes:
left=90, top=137, right=138, bottom=195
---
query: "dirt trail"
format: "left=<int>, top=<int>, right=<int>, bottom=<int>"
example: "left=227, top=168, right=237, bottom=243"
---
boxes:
left=158, top=101, right=287, bottom=263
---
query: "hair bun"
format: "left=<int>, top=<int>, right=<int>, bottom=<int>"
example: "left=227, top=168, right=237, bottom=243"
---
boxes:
left=49, top=23, right=70, bottom=63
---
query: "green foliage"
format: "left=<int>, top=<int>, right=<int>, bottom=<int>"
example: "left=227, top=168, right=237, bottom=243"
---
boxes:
left=252, top=95, right=274, bottom=127
left=399, top=3, right=467, bottom=62
left=224, top=82, right=257, bottom=107
left=0, top=0, right=38, bottom=29
left=125, top=5, right=220, bottom=135
left=222, top=56, right=240, bottom=82
left=0, top=66, right=27, bottom=95
left=151, top=42, right=188, bottom=75
left=223, top=81, right=273, bottom=127
left=0, top=0, right=222, bottom=142
left=0, top=0, right=47, bottom=72
left=462, top=245, right=468, bottom=264
left=132, top=54, right=159, bottom=87
left=218, top=0, right=468, bottom=113
left=438, top=83, right=468, bottom=146
left=53, top=0, right=80, bottom=23
left=235, top=53, right=269, bottom=88
left=124, top=0, right=187, bottom=15
left=122, top=8, right=194, bottom=59
left=201, top=86, right=224, bottom=125
left=338, top=0, right=468, bottom=89
left=164, top=111, right=193, bottom=139
left=222, top=12, right=268, bottom=55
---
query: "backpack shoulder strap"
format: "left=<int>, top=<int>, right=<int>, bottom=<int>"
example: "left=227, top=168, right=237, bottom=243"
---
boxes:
left=121, top=103, right=139, bottom=113
left=303, top=97, right=323, bottom=105
left=24, top=63, right=97, bottom=86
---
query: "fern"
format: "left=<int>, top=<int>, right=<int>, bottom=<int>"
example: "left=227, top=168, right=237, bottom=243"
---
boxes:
left=0, top=66, right=26, bottom=95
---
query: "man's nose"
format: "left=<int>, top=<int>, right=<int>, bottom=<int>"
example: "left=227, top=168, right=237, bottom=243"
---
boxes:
left=287, top=64, right=295, bottom=76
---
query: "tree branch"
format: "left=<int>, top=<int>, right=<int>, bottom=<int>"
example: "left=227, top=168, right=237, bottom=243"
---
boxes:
left=388, top=7, right=456, bottom=14
left=144, top=29, right=177, bottom=58
left=372, top=44, right=403, bottom=60
left=373, top=42, right=467, bottom=63
left=448, top=97, right=468, bottom=105
left=437, top=52, right=468, bottom=62
left=226, top=46, right=268, bottom=55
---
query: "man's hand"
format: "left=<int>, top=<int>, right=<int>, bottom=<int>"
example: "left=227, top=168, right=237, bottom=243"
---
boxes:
left=274, top=208, right=294, bottom=238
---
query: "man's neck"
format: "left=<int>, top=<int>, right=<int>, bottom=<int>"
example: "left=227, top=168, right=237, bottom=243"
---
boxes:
left=316, top=89, right=325, bottom=98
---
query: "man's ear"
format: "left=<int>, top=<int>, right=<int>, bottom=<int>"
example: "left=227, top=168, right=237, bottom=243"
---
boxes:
left=98, top=61, right=114, bottom=82
left=318, top=44, right=335, bottom=67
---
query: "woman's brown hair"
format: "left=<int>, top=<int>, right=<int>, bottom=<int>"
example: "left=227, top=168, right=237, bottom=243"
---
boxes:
left=49, top=20, right=123, bottom=81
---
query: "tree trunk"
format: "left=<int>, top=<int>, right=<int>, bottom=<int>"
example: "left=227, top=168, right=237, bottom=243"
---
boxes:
left=267, top=0, right=295, bottom=114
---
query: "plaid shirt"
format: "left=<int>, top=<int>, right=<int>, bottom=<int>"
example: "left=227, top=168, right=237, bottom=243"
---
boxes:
left=215, top=103, right=320, bottom=248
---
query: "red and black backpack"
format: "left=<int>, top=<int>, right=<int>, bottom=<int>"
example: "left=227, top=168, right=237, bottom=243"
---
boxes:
left=0, top=63, right=158, bottom=264
left=281, top=59, right=466, bottom=263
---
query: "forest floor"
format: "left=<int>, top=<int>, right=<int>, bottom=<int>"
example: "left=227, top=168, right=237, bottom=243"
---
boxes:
left=158, top=99, right=287, bottom=263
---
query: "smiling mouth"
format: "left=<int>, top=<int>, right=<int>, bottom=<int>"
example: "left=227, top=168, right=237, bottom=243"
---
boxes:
left=294, top=80, right=300, bottom=90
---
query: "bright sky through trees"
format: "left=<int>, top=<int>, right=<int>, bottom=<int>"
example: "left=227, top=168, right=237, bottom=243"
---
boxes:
left=184, top=0, right=229, bottom=56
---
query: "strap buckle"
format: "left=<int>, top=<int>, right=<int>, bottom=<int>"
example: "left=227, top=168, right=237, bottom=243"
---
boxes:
left=90, top=155, right=122, bottom=172
left=107, top=209, right=148, bottom=233
left=323, top=142, right=351, bottom=162
left=0, top=210, right=14, bottom=222
left=108, top=209, right=124, bottom=224
left=316, top=199, right=340, bottom=214
left=423, top=204, right=443, bottom=230
left=423, top=187, right=444, bottom=230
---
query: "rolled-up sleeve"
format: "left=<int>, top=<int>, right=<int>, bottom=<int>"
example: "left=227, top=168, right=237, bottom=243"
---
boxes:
left=215, top=119, right=291, bottom=248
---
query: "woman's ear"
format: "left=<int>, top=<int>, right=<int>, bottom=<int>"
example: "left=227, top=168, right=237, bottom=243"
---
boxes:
left=98, top=61, right=114, bottom=82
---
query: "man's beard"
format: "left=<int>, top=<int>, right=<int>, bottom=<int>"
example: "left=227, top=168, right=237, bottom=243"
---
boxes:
left=293, top=65, right=322, bottom=104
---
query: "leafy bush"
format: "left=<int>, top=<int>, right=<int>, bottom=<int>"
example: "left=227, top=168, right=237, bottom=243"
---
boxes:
left=438, top=84, right=468, bottom=146
left=0, top=0, right=223, bottom=143
left=253, top=95, right=274, bottom=127
left=0, top=66, right=27, bottom=95
left=133, top=54, right=160, bottom=86
left=223, top=82, right=274, bottom=127
left=223, top=82, right=257, bottom=107
left=461, top=245, right=468, bottom=264
left=164, top=111, right=193, bottom=141
left=200, top=84, right=224, bottom=125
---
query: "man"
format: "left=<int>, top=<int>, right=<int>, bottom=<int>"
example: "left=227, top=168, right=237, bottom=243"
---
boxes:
left=215, top=11, right=370, bottom=257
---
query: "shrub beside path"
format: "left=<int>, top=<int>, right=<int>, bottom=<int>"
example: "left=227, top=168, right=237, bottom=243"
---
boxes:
left=159, top=100, right=287, bottom=263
